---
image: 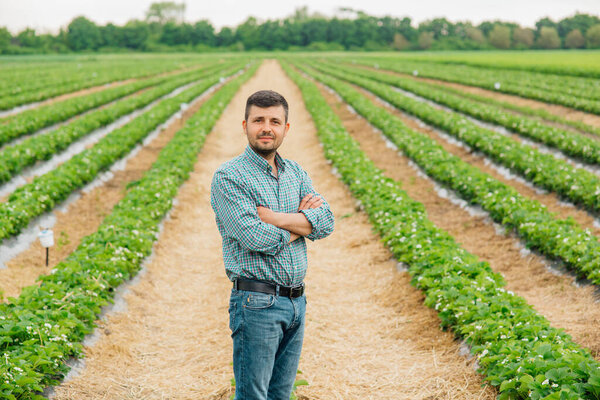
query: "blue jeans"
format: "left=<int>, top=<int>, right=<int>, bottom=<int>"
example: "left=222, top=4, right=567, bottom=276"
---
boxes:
left=228, top=288, right=306, bottom=400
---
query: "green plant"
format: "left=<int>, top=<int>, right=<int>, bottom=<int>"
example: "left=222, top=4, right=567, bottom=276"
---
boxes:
left=55, top=231, right=70, bottom=251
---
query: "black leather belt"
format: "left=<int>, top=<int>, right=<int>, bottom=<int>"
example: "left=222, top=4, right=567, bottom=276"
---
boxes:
left=233, top=279, right=305, bottom=298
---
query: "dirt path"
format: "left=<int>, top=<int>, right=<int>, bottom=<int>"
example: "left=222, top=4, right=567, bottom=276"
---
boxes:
left=52, top=60, right=495, bottom=399
left=0, top=83, right=216, bottom=301
left=313, top=77, right=600, bottom=359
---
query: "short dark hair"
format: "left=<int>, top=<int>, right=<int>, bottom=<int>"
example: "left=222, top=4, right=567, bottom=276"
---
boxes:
left=245, top=90, right=289, bottom=122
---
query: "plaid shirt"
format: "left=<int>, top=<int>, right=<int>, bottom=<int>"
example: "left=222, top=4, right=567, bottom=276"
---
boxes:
left=211, top=145, right=334, bottom=286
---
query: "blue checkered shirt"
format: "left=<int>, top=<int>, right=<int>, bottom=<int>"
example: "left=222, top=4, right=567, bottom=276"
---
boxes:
left=210, top=145, right=334, bottom=286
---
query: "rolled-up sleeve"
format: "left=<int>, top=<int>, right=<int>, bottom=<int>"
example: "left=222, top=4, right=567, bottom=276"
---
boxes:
left=298, top=169, right=335, bottom=241
left=211, top=169, right=291, bottom=255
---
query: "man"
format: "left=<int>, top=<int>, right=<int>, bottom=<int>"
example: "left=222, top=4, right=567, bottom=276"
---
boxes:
left=210, top=90, right=334, bottom=400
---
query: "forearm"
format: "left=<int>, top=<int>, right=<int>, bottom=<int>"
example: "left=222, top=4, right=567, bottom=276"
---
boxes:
left=300, top=207, right=335, bottom=241
left=270, top=212, right=313, bottom=237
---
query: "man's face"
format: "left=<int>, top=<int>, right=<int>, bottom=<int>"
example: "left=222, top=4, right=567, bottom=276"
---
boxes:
left=243, top=105, right=290, bottom=157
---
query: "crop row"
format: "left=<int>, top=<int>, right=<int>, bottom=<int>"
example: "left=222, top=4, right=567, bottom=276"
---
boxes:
left=282, top=60, right=600, bottom=400
left=301, top=61, right=600, bottom=286
left=0, top=66, right=242, bottom=243
left=0, top=54, right=213, bottom=96
left=309, top=61, right=600, bottom=217
left=395, top=53, right=600, bottom=79
left=0, top=62, right=242, bottom=185
left=0, top=62, right=220, bottom=147
left=0, top=56, right=211, bottom=110
left=325, top=61, right=600, bottom=167
left=392, top=57, right=600, bottom=102
left=409, top=77, right=600, bottom=138
left=0, top=62, right=258, bottom=399
left=345, top=57, right=600, bottom=114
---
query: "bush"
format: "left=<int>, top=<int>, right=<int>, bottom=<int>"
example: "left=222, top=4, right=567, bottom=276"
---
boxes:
left=489, top=25, right=511, bottom=49
left=565, top=29, right=585, bottom=48
left=306, top=41, right=345, bottom=51
left=536, top=26, right=561, bottom=49
left=586, top=24, right=600, bottom=48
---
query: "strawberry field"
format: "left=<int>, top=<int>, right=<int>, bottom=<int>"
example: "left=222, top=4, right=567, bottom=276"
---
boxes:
left=1, top=52, right=600, bottom=399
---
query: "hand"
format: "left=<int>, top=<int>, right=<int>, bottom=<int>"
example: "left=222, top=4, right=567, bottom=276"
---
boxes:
left=257, top=206, right=275, bottom=225
left=298, top=193, right=323, bottom=211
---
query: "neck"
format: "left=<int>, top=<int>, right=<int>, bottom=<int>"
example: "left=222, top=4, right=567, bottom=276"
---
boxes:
left=261, top=152, right=276, bottom=165
left=251, top=146, right=277, bottom=167
left=265, top=154, right=277, bottom=172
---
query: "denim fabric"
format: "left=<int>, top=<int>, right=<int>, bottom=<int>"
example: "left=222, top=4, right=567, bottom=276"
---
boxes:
left=229, top=288, right=306, bottom=400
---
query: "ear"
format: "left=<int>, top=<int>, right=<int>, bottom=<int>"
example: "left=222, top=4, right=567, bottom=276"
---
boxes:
left=284, top=122, right=290, bottom=136
left=242, top=119, right=247, bottom=134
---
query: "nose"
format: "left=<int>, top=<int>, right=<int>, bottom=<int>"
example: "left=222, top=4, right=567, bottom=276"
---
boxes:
left=262, top=121, right=273, bottom=133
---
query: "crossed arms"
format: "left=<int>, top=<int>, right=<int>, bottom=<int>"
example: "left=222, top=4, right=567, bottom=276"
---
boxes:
left=257, top=193, right=325, bottom=243
left=210, top=169, right=334, bottom=255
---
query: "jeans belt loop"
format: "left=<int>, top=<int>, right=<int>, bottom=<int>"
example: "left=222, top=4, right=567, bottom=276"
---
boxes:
left=275, top=285, right=280, bottom=296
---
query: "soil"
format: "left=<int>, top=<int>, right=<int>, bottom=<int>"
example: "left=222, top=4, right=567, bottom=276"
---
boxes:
left=51, top=60, right=496, bottom=399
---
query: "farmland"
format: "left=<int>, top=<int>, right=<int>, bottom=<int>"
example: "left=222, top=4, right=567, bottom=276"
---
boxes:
left=1, top=51, right=600, bottom=399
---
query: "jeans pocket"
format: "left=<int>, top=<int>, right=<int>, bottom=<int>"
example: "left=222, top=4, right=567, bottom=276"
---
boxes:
left=243, top=292, right=276, bottom=310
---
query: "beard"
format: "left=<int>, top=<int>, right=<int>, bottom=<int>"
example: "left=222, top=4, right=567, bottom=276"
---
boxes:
left=249, top=132, right=278, bottom=157
left=249, top=141, right=277, bottom=157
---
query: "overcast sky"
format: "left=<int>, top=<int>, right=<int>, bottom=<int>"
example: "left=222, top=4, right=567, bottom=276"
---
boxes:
left=1, top=0, right=599, bottom=34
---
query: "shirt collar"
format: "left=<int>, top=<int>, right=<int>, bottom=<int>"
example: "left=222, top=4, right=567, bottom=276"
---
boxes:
left=244, top=144, right=286, bottom=174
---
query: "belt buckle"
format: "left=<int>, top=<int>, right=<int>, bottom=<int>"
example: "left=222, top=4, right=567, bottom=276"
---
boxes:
left=291, top=282, right=304, bottom=298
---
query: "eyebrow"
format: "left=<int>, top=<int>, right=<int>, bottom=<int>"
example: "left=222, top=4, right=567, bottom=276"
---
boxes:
left=252, top=116, right=282, bottom=122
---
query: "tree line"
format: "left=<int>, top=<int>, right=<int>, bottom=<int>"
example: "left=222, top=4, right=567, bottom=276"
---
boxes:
left=1, top=3, right=600, bottom=54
